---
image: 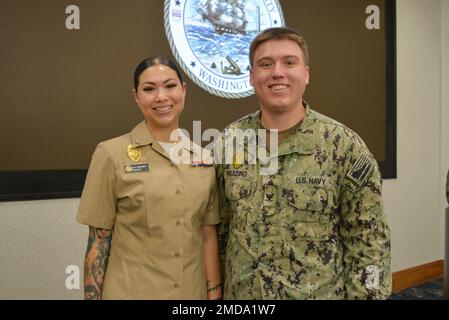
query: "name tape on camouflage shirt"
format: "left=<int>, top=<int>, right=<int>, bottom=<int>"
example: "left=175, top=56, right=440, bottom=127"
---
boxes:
left=296, top=176, right=327, bottom=186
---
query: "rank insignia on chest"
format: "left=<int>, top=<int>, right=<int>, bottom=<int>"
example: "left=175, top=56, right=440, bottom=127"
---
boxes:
left=127, top=144, right=142, bottom=162
left=124, top=163, right=149, bottom=173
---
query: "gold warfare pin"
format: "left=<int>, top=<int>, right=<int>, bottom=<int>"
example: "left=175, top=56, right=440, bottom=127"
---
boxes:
left=233, top=152, right=244, bottom=169
left=127, top=145, right=142, bottom=162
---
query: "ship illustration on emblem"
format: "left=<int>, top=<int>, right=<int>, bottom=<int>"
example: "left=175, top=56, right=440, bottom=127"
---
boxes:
left=164, top=0, right=284, bottom=99
left=199, top=0, right=249, bottom=36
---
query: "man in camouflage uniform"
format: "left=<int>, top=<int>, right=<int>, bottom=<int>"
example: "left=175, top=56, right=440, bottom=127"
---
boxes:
left=216, top=27, right=391, bottom=299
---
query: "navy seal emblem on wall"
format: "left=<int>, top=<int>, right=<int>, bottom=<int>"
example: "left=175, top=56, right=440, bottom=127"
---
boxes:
left=164, top=0, right=284, bottom=99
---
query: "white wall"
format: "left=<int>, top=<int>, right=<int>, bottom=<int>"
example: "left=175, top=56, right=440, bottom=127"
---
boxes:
left=382, top=0, right=445, bottom=271
left=0, top=0, right=447, bottom=299
left=0, top=199, right=85, bottom=299
left=442, top=1, right=449, bottom=209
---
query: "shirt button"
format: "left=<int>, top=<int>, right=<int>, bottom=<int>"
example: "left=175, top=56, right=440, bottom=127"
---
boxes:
left=174, top=283, right=180, bottom=288
left=176, top=189, right=181, bottom=194
left=174, top=252, right=180, bottom=257
left=176, top=220, right=181, bottom=226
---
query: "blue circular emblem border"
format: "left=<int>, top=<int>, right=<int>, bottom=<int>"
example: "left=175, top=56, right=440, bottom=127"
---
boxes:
left=164, top=0, right=285, bottom=99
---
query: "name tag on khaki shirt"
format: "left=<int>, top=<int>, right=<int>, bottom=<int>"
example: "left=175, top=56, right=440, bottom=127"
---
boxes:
left=124, top=163, right=149, bottom=174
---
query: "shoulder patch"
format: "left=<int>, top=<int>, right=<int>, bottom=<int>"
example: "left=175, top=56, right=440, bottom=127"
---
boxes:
left=346, top=153, right=374, bottom=188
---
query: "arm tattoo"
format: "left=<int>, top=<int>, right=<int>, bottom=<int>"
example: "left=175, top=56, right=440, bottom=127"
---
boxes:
left=84, top=227, right=112, bottom=300
left=206, top=280, right=222, bottom=293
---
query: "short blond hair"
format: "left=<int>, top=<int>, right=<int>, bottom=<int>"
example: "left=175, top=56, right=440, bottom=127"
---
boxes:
left=249, top=27, right=310, bottom=67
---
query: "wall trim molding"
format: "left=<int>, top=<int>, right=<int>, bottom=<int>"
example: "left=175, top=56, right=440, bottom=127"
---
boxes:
left=392, top=260, right=444, bottom=293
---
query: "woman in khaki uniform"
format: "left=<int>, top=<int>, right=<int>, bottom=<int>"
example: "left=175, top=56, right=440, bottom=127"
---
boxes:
left=77, top=57, right=222, bottom=300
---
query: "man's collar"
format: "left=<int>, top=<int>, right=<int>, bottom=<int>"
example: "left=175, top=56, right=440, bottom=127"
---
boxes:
left=256, top=102, right=316, bottom=156
left=297, top=102, right=315, bottom=133
left=253, top=101, right=315, bottom=132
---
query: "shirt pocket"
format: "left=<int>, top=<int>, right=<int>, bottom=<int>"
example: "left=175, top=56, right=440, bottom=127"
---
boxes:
left=225, top=177, right=255, bottom=232
left=280, top=185, right=335, bottom=241
left=116, top=170, right=147, bottom=227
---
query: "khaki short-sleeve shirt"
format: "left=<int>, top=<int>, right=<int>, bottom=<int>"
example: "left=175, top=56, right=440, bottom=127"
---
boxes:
left=77, top=121, right=219, bottom=299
